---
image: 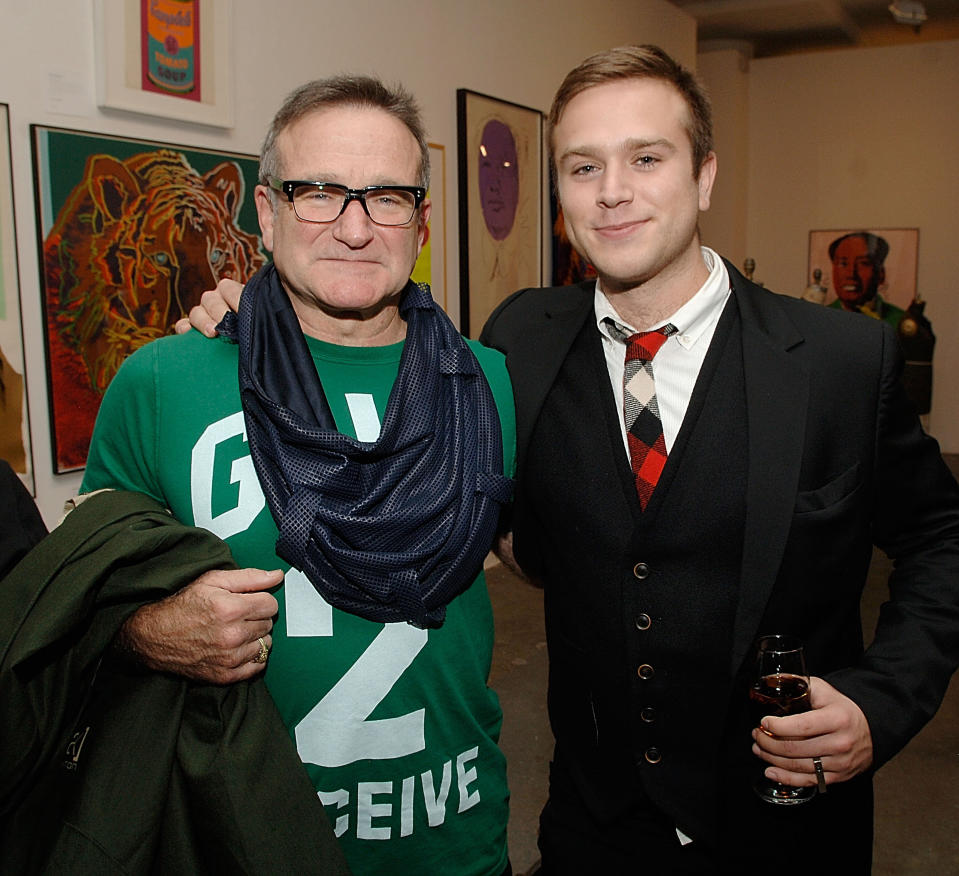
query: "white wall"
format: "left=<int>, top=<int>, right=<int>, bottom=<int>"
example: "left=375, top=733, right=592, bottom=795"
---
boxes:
left=697, top=45, right=751, bottom=268
left=1, top=0, right=694, bottom=525
left=700, top=40, right=959, bottom=452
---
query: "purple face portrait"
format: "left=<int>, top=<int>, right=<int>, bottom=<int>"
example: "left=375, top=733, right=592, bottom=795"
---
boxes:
left=478, top=120, right=519, bottom=241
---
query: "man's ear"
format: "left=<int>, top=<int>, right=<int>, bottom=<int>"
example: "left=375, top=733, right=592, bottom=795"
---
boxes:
left=698, top=152, right=717, bottom=211
left=416, top=200, right=432, bottom=255
left=254, top=185, right=276, bottom=252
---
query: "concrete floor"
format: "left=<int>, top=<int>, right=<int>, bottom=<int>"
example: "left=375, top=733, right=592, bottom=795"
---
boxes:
left=487, top=454, right=959, bottom=876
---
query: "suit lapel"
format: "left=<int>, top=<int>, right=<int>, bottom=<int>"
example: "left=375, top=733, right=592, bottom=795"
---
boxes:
left=728, top=263, right=809, bottom=675
left=507, top=284, right=595, bottom=476
left=578, top=311, right=641, bottom=532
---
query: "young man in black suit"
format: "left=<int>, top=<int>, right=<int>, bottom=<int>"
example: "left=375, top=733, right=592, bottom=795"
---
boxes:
left=480, top=44, right=959, bottom=874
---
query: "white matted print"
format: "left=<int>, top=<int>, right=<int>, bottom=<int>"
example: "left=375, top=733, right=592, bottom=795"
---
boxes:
left=95, top=0, right=233, bottom=127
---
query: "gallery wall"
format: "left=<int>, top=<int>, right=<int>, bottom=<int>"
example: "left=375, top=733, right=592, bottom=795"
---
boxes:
left=0, top=0, right=694, bottom=525
left=4, top=1, right=956, bottom=527
left=696, top=46, right=751, bottom=268
left=699, top=39, right=959, bottom=453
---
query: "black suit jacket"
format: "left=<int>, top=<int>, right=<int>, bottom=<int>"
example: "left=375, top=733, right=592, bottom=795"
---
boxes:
left=481, top=261, right=959, bottom=858
left=0, top=460, right=46, bottom=578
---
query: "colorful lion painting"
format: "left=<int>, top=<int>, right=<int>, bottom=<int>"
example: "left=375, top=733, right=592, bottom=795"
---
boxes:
left=42, top=148, right=265, bottom=471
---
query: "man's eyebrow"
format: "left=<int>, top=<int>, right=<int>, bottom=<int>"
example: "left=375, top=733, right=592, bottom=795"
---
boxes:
left=623, top=137, right=676, bottom=152
left=286, top=174, right=412, bottom=186
left=557, top=137, right=676, bottom=163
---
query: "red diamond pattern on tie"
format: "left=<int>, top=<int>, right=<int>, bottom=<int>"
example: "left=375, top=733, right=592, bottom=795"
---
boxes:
left=623, top=325, right=677, bottom=509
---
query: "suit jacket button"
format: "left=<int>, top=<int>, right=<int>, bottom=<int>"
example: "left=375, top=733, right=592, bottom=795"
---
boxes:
left=641, top=706, right=656, bottom=723
left=635, top=613, right=652, bottom=631
left=645, top=747, right=662, bottom=764
left=633, top=562, right=650, bottom=580
left=637, top=663, right=655, bottom=680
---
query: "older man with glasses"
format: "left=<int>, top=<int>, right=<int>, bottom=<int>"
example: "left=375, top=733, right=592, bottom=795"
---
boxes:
left=81, top=75, right=516, bottom=876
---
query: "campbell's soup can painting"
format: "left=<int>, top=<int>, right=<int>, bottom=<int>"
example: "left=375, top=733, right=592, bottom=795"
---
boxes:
left=144, top=0, right=198, bottom=96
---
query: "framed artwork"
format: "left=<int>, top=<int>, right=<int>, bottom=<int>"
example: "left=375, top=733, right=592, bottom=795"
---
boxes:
left=457, top=89, right=543, bottom=336
left=808, top=228, right=919, bottom=313
left=94, top=0, right=234, bottom=127
left=411, top=142, right=447, bottom=311
left=0, top=105, right=34, bottom=492
left=32, top=125, right=265, bottom=473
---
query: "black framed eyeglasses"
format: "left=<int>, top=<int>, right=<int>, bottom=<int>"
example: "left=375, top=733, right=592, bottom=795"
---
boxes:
left=266, top=177, right=426, bottom=227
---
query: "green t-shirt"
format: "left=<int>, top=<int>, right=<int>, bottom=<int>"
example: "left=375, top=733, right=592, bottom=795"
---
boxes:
left=83, top=328, right=516, bottom=876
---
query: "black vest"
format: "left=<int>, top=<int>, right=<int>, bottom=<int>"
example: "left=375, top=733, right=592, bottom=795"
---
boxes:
left=519, top=298, right=748, bottom=843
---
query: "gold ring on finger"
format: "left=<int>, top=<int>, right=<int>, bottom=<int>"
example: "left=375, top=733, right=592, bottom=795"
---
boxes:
left=252, top=636, right=270, bottom=664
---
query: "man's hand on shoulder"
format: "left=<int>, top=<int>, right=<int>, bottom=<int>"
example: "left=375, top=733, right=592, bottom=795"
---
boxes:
left=493, top=530, right=542, bottom=587
left=115, top=567, right=282, bottom=684
left=173, top=278, right=245, bottom=337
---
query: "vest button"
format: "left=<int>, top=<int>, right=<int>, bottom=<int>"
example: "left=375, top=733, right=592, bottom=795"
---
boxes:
left=637, top=663, right=655, bottom=680
left=635, top=613, right=652, bottom=631
left=645, top=747, right=662, bottom=764
left=633, top=562, right=650, bottom=580
left=641, top=706, right=656, bottom=723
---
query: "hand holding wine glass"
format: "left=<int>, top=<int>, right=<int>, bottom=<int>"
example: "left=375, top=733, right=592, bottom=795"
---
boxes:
left=749, top=634, right=818, bottom=805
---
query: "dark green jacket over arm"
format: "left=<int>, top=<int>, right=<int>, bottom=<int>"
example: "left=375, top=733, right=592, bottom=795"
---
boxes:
left=0, top=490, right=350, bottom=875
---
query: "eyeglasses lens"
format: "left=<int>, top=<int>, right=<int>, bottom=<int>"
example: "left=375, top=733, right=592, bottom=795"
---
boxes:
left=291, top=184, right=417, bottom=226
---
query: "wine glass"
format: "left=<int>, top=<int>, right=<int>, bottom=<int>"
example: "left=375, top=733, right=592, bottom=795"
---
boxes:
left=749, top=634, right=817, bottom=805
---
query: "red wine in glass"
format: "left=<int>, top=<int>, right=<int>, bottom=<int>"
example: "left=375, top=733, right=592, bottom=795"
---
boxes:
left=750, top=635, right=817, bottom=804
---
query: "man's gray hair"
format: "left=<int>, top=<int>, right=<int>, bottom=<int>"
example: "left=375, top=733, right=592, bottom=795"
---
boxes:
left=260, top=75, right=431, bottom=192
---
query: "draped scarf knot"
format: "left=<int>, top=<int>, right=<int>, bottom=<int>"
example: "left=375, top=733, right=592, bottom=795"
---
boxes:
left=219, top=263, right=512, bottom=628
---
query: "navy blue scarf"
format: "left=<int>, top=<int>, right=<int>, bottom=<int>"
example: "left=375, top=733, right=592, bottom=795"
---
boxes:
left=220, top=263, right=512, bottom=628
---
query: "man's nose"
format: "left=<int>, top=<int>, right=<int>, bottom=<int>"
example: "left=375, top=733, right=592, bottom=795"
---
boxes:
left=333, top=198, right=376, bottom=244
left=597, top=167, right=632, bottom=208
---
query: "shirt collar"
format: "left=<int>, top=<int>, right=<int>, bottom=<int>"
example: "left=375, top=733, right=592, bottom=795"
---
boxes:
left=594, top=246, right=731, bottom=350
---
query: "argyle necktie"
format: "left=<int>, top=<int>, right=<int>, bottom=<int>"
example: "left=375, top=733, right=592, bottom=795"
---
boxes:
left=619, top=323, right=678, bottom=509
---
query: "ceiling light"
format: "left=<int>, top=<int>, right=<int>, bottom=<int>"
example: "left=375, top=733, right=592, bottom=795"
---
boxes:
left=888, top=1, right=928, bottom=30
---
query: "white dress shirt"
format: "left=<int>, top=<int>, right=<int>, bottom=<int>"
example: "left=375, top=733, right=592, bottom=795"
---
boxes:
left=595, top=247, right=732, bottom=457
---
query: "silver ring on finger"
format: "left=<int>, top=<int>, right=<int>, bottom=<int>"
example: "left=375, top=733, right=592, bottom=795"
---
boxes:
left=812, top=756, right=827, bottom=794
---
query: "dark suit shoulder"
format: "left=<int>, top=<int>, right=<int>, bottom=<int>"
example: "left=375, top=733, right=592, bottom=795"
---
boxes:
left=480, top=282, right=593, bottom=353
left=731, top=263, right=894, bottom=360
left=770, top=286, right=886, bottom=334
